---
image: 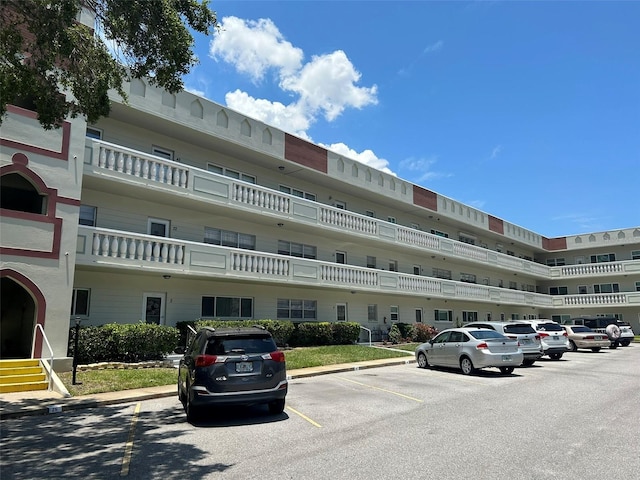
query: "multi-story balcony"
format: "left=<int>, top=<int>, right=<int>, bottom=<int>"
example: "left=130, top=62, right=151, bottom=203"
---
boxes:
left=78, top=138, right=640, bottom=307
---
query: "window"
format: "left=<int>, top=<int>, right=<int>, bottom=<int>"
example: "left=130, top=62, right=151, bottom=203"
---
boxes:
left=388, top=260, right=398, bottom=272
left=148, top=218, right=169, bottom=237
left=509, top=281, right=518, bottom=289
left=591, top=253, right=616, bottom=263
left=205, top=227, right=256, bottom=250
left=635, top=281, right=640, bottom=292
left=593, top=283, right=619, bottom=294
left=208, top=163, right=256, bottom=184
left=277, top=299, right=317, bottom=320
left=79, top=205, right=96, bottom=226
left=431, top=229, right=449, bottom=238
left=413, top=265, right=421, bottom=275
left=71, top=288, right=90, bottom=316
left=334, top=200, right=346, bottom=209
left=460, top=273, right=476, bottom=283
left=458, top=233, right=476, bottom=245
left=546, top=258, right=566, bottom=266
left=390, top=306, right=399, bottom=323
left=549, top=286, right=568, bottom=295
left=336, top=251, right=346, bottom=264
left=0, top=173, right=46, bottom=214
left=367, top=304, right=378, bottom=322
left=366, top=256, right=377, bottom=268
left=278, top=240, right=316, bottom=259
left=387, top=216, right=397, bottom=224
left=578, top=285, right=588, bottom=294
left=152, top=146, right=174, bottom=160
left=434, top=309, right=452, bottom=322
left=410, top=223, right=420, bottom=230
left=462, top=311, right=478, bottom=322
left=632, top=250, right=640, bottom=260
left=432, top=268, right=452, bottom=280
left=279, top=185, right=315, bottom=201
left=201, top=296, right=253, bottom=318
left=365, top=210, right=375, bottom=217
left=85, top=127, right=102, bottom=139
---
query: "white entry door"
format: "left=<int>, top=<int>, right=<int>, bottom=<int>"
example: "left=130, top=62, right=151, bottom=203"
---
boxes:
left=143, top=292, right=166, bottom=325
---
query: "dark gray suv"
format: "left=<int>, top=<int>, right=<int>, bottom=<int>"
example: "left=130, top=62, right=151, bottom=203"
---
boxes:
left=178, top=326, right=288, bottom=421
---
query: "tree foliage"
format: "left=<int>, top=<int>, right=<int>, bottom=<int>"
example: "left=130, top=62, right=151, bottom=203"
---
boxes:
left=1, top=0, right=218, bottom=129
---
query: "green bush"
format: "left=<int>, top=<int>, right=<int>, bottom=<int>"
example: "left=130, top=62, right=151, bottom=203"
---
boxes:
left=331, top=322, right=361, bottom=344
left=388, top=324, right=402, bottom=344
left=294, top=322, right=333, bottom=346
left=194, top=319, right=295, bottom=347
left=69, top=323, right=179, bottom=363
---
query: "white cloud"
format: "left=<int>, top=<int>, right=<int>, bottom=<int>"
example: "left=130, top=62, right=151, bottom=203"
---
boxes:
left=322, top=142, right=394, bottom=174
left=208, top=16, right=378, bottom=138
left=185, top=86, right=206, bottom=97
left=399, top=155, right=451, bottom=183
left=209, top=17, right=303, bottom=81
left=490, top=144, right=502, bottom=159
left=423, top=40, right=444, bottom=54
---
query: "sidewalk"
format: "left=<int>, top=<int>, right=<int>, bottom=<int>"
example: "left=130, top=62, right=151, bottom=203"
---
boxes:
left=0, top=355, right=415, bottom=420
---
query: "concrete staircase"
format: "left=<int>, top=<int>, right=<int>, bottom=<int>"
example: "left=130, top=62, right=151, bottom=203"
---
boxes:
left=0, top=359, right=48, bottom=394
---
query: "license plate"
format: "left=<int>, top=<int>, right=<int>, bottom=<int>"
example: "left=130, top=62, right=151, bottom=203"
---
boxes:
left=521, top=339, right=531, bottom=344
left=235, top=361, right=253, bottom=373
left=502, top=355, right=512, bottom=361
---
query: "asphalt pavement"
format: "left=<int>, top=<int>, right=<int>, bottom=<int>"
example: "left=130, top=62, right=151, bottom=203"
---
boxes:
left=0, top=353, right=415, bottom=420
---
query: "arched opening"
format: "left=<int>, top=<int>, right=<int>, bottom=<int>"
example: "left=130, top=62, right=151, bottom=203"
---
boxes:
left=0, top=277, right=37, bottom=358
left=0, top=172, right=47, bottom=214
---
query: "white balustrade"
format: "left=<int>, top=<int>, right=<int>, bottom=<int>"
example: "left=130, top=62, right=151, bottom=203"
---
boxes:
left=231, top=184, right=291, bottom=214
left=321, top=265, right=378, bottom=286
left=320, top=208, right=377, bottom=235
left=230, top=252, right=290, bottom=276
left=91, top=231, right=185, bottom=264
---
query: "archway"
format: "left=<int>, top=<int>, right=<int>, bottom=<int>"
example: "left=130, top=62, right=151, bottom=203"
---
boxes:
left=0, top=274, right=41, bottom=359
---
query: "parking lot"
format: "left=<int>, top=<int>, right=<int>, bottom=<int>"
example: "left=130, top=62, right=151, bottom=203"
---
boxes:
left=2, top=345, right=639, bottom=479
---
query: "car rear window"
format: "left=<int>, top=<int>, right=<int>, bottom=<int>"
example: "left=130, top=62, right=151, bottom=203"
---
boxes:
left=537, top=323, right=563, bottom=332
left=468, top=330, right=505, bottom=340
left=571, top=326, right=592, bottom=333
left=206, top=336, right=277, bottom=355
left=503, top=324, right=536, bottom=334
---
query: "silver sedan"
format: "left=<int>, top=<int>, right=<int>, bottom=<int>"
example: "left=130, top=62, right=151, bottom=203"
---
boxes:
left=415, top=328, right=524, bottom=375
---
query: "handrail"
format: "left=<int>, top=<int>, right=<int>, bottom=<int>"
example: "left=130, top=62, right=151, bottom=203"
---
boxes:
left=31, top=323, right=54, bottom=391
left=359, top=325, right=372, bottom=347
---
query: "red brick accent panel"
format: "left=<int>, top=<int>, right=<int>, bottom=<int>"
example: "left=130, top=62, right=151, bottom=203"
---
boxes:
left=284, top=133, right=328, bottom=173
left=488, top=215, right=504, bottom=235
left=542, top=236, right=568, bottom=251
left=413, top=185, right=438, bottom=211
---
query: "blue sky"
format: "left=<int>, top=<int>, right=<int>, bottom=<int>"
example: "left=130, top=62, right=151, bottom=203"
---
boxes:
left=183, top=1, right=639, bottom=239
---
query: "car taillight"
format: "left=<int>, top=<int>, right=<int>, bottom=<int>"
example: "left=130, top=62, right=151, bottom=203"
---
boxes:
left=538, top=332, right=549, bottom=338
left=195, top=354, right=218, bottom=367
left=562, top=332, right=568, bottom=337
left=263, top=351, right=286, bottom=362
left=584, top=335, right=595, bottom=340
left=476, top=342, right=488, bottom=350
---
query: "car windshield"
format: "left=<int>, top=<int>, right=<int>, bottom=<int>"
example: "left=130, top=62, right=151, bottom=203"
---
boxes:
left=468, top=330, right=505, bottom=340
left=503, top=324, right=536, bottom=334
left=570, top=326, right=593, bottom=333
left=537, top=323, right=563, bottom=331
left=206, top=336, right=276, bottom=355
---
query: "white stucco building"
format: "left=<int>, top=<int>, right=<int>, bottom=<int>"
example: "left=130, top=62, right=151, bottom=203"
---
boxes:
left=1, top=79, right=639, bottom=368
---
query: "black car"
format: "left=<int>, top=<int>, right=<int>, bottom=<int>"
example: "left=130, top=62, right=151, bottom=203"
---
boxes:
left=178, top=326, right=287, bottom=421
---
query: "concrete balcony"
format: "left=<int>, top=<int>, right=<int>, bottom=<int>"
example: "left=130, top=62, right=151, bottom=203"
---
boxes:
left=76, top=226, right=557, bottom=308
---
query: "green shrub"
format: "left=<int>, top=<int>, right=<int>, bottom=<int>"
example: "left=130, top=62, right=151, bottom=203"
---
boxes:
left=331, top=322, right=361, bottom=344
left=294, top=322, right=333, bottom=346
left=194, top=319, right=295, bottom=346
left=69, top=323, right=179, bottom=363
left=389, top=324, right=402, bottom=344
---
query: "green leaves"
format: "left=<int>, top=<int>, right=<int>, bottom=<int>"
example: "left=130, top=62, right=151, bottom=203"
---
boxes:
left=1, top=0, right=218, bottom=129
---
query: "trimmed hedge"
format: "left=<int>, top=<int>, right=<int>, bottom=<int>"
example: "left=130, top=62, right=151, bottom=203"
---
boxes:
left=68, top=323, right=179, bottom=364
left=195, top=319, right=295, bottom=347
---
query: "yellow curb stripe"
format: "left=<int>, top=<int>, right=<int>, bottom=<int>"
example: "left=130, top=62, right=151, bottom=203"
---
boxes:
left=286, top=406, right=322, bottom=428
left=337, top=377, right=423, bottom=402
left=120, top=402, right=141, bottom=476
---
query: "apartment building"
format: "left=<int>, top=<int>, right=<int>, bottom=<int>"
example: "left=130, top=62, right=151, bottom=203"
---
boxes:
left=1, top=79, right=639, bottom=367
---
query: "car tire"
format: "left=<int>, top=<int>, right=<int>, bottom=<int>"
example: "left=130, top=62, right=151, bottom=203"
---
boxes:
left=567, top=340, right=577, bottom=352
left=620, top=340, right=631, bottom=347
left=609, top=342, right=618, bottom=349
left=549, top=353, right=563, bottom=360
left=522, top=359, right=535, bottom=367
left=268, top=399, right=285, bottom=415
left=605, top=324, right=621, bottom=341
left=460, top=356, right=475, bottom=375
left=417, top=352, right=429, bottom=369
left=499, top=366, right=514, bottom=375
left=178, top=382, right=186, bottom=404
left=591, top=347, right=601, bottom=352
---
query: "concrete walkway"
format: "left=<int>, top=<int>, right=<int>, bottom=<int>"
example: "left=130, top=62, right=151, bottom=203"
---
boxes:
left=0, top=355, right=415, bottom=420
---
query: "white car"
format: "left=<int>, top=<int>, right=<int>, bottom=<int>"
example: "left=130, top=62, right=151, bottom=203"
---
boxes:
left=520, top=320, right=569, bottom=360
left=615, top=322, right=635, bottom=347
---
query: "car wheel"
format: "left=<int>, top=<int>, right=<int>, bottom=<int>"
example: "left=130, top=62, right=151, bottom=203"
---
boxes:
left=499, top=366, right=514, bottom=375
left=268, top=399, right=285, bottom=415
left=417, top=352, right=429, bottom=369
left=522, top=359, right=535, bottom=367
left=609, top=342, right=618, bottom=349
left=591, top=347, right=601, bottom=352
left=178, top=382, right=186, bottom=404
left=549, top=353, right=563, bottom=360
left=567, top=340, right=577, bottom=352
left=620, top=340, right=631, bottom=347
left=460, top=356, right=475, bottom=375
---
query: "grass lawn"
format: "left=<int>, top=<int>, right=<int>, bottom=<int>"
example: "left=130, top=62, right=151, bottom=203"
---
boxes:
left=58, top=344, right=415, bottom=396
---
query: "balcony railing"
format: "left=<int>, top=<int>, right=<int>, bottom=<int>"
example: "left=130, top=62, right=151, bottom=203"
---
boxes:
left=84, top=139, right=639, bottom=282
